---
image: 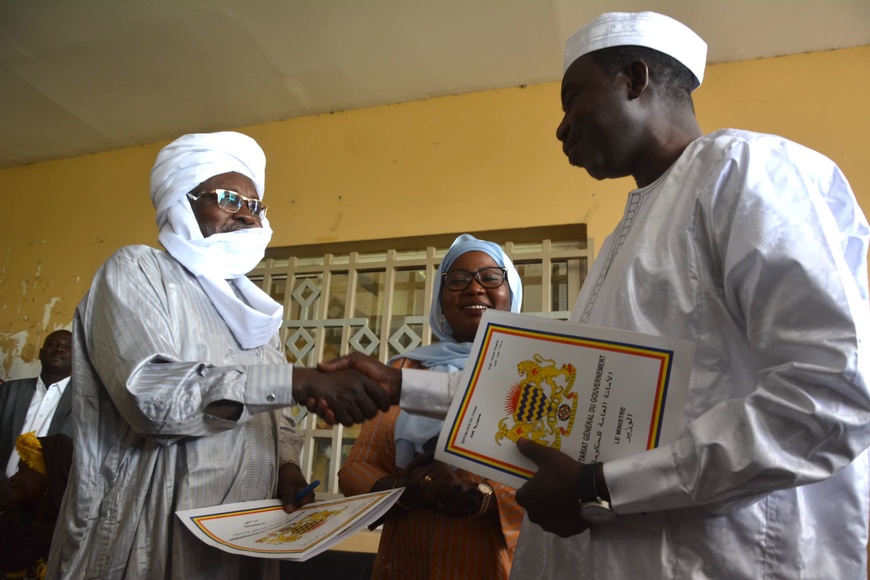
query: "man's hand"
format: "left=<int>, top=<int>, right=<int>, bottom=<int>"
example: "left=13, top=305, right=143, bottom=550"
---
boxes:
left=515, top=437, right=591, bottom=537
left=317, top=353, right=402, bottom=404
left=292, top=367, right=391, bottom=426
left=277, top=462, right=313, bottom=514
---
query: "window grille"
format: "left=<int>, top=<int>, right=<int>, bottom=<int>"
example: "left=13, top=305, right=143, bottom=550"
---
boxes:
left=248, top=228, right=592, bottom=496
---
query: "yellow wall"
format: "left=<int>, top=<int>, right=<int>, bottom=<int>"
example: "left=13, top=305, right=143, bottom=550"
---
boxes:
left=1, top=45, right=868, bottom=377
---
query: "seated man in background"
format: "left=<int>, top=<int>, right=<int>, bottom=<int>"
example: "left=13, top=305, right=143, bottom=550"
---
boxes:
left=48, top=131, right=390, bottom=580
left=0, top=330, right=73, bottom=483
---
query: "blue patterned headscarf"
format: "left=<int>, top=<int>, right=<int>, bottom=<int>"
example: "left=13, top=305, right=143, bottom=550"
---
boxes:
left=392, top=234, right=523, bottom=466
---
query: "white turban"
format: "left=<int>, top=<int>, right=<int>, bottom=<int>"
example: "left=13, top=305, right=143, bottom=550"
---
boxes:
left=564, top=11, right=707, bottom=90
left=150, top=131, right=283, bottom=349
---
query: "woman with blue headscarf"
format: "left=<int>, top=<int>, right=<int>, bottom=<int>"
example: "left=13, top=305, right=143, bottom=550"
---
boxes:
left=339, top=234, right=524, bottom=580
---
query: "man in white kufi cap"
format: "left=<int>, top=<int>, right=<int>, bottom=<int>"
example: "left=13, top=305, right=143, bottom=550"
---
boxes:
left=505, top=10, right=870, bottom=580
left=48, top=131, right=391, bottom=579
left=319, top=10, right=870, bottom=580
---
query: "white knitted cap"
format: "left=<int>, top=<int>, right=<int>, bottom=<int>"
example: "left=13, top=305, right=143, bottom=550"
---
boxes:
left=564, top=11, right=707, bottom=89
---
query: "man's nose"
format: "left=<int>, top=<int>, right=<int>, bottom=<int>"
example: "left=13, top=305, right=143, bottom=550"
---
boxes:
left=233, top=203, right=259, bottom=224
left=556, top=117, right=569, bottom=142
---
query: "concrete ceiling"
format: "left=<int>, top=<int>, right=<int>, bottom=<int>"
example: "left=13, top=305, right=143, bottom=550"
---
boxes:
left=1, top=0, right=868, bottom=168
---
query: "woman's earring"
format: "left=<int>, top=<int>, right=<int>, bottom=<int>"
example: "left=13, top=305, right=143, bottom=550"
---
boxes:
left=440, top=315, right=445, bottom=332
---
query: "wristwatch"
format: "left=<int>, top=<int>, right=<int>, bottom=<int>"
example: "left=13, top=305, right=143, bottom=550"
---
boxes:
left=475, top=482, right=494, bottom=517
left=578, top=462, right=617, bottom=524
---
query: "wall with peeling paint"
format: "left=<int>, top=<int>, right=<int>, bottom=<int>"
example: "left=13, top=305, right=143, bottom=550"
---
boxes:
left=0, top=46, right=867, bottom=378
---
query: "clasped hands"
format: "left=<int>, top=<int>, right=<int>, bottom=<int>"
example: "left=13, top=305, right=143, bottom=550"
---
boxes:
left=291, top=352, right=400, bottom=426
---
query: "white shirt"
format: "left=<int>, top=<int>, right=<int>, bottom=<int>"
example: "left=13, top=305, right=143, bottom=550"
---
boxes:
left=5, top=374, right=70, bottom=476
left=402, top=129, right=870, bottom=579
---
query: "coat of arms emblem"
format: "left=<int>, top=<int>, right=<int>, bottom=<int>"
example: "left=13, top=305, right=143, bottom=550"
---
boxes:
left=495, top=354, right=578, bottom=450
left=256, top=506, right=347, bottom=544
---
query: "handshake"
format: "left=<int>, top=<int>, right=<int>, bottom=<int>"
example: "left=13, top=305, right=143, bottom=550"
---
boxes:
left=291, top=352, right=403, bottom=426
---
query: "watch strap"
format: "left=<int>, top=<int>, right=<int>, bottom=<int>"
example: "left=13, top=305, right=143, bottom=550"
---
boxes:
left=475, top=482, right=494, bottom=517
left=578, top=463, right=617, bottom=524
left=578, top=462, right=602, bottom=502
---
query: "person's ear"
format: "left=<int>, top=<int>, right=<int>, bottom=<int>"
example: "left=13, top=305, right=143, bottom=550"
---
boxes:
left=626, top=60, right=650, bottom=100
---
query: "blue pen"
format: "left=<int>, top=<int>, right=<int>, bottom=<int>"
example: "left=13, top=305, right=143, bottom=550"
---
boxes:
left=294, top=479, right=320, bottom=501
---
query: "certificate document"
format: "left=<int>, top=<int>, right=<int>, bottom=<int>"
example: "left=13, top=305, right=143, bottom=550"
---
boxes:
left=435, top=310, right=693, bottom=488
left=176, top=489, right=402, bottom=561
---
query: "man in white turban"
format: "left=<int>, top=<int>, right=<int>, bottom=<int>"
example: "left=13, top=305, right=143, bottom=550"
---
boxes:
left=47, top=131, right=390, bottom=580
left=322, top=11, right=870, bottom=580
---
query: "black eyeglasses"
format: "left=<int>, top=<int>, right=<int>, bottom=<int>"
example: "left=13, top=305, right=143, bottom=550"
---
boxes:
left=442, top=267, right=507, bottom=291
left=187, top=189, right=267, bottom=219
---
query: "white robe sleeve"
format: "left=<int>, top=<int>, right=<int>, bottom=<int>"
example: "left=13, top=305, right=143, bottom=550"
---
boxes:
left=399, top=368, right=462, bottom=419
left=82, top=246, right=296, bottom=444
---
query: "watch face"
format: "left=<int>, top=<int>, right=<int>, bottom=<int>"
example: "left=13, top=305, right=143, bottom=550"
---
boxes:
left=477, top=482, right=493, bottom=496
left=580, top=501, right=617, bottom=524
